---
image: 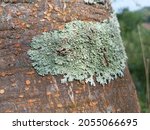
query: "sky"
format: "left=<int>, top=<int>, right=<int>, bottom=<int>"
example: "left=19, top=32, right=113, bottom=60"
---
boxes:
left=112, top=0, right=150, bottom=12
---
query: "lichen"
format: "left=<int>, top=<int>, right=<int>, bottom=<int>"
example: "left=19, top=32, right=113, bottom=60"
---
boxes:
left=28, top=14, right=127, bottom=86
left=84, top=0, right=105, bottom=4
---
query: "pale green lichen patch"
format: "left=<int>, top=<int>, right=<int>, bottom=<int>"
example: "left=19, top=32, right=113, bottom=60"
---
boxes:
left=84, top=0, right=105, bottom=4
left=28, top=14, right=127, bottom=86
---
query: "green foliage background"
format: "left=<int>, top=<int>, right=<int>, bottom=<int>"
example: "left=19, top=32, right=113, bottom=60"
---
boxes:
left=117, top=8, right=150, bottom=112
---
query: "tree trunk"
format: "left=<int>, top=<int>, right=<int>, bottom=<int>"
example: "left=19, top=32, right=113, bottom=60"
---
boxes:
left=0, top=0, right=140, bottom=112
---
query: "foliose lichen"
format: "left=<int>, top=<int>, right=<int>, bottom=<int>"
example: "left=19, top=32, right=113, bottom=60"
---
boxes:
left=28, top=14, right=127, bottom=86
left=84, top=0, right=105, bottom=4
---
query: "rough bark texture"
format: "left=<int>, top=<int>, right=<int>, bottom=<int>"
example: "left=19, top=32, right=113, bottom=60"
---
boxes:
left=0, top=0, right=140, bottom=112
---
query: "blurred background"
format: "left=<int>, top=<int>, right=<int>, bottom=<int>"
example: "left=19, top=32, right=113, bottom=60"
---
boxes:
left=112, top=0, right=150, bottom=112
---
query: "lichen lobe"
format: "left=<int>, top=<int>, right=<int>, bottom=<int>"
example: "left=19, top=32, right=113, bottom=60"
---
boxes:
left=28, top=14, right=127, bottom=86
left=84, top=0, right=105, bottom=5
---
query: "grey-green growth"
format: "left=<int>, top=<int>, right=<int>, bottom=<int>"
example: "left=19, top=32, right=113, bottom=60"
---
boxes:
left=84, top=0, right=105, bottom=4
left=28, top=14, right=127, bottom=86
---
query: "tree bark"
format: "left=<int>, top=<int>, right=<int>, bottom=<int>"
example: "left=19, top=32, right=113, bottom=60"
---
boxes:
left=0, top=0, right=140, bottom=112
